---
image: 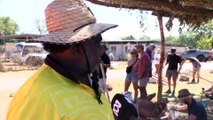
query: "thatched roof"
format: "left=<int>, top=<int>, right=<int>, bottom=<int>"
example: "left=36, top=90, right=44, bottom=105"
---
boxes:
left=87, top=0, right=213, bottom=28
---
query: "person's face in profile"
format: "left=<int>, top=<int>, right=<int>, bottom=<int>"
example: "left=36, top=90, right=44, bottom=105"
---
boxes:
left=136, top=47, right=143, bottom=53
left=82, top=35, right=103, bottom=71
left=131, top=53, right=137, bottom=58
left=150, top=46, right=155, bottom=52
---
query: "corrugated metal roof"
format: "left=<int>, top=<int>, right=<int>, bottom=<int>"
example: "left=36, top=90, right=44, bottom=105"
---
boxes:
left=0, top=34, right=43, bottom=39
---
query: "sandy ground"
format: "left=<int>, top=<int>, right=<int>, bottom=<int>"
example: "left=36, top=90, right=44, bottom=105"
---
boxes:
left=0, top=61, right=213, bottom=120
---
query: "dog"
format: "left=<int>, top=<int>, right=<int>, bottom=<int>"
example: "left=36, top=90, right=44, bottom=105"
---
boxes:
left=136, top=93, right=169, bottom=119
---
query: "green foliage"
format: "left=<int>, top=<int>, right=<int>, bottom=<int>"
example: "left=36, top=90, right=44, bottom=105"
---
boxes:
left=196, top=20, right=213, bottom=38
left=165, top=32, right=198, bottom=48
left=197, top=36, right=213, bottom=50
left=165, top=20, right=213, bottom=49
left=0, top=17, right=19, bottom=35
left=121, top=35, right=136, bottom=40
left=165, top=35, right=178, bottom=43
left=178, top=32, right=198, bottom=49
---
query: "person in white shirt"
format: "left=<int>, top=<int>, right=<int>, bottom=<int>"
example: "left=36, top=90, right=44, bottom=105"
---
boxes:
left=153, top=49, right=161, bottom=75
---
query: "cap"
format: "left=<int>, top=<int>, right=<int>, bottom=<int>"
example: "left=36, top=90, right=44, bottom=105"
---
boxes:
left=149, top=43, right=156, bottom=48
left=171, top=47, right=176, bottom=52
left=135, top=44, right=144, bottom=49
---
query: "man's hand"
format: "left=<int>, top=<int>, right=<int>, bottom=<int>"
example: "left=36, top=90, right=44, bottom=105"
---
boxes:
left=103, top=63, right=110, bottom=68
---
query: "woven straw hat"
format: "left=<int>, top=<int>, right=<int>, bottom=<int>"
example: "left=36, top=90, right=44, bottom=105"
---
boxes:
left=178, top=89, right=194, bottom=100
left=32, top=0, right=117, bottom=44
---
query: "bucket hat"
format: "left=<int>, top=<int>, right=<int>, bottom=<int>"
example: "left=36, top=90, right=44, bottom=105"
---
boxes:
left=178, top=89, right=194, bottom=100
left=32, top=0, right=117, bottom=44
left=130, top=49, right=137, bottom=54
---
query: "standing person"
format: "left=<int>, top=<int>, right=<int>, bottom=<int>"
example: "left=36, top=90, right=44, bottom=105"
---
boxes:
left=124, top=49, right=139, bottom=101
left=99, top=45, right=111, bottom=92
left=188, top=57, right=201, bottom=83
left=6, top=0, right=117, bottom=119
left=169, top=89, right=207, bottom=120
left=136, top=44, right=150, bottom=98
left=165, top=48, right=182, bottom=95
left=146, top=44, right=156, bottom=77
left=154, top=49, right=161, bottom=75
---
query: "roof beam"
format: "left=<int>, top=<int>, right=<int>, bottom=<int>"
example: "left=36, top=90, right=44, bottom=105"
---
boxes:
left=87, top=0, right=213, bottom=18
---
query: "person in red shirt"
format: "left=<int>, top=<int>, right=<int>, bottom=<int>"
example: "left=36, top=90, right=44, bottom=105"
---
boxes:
left=136, top=44, right=150, bottom=98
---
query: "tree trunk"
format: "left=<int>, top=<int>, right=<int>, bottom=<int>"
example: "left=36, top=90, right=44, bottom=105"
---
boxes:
left=0, top=62, right=5, bottom=72
left=157, top=14, right=165, bottom=102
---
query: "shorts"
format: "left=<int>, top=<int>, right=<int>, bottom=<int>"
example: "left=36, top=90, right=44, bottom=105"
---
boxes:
left=166, top=70, right=178, bottom=79
left=193, top=67, right=201, bottom=73
left=126, top=72, right=138, bottom=83
left=138, top=77, right=149, bottom=87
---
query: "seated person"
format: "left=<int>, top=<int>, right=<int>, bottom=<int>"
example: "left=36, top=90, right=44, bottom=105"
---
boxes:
left=204, top=85, right=213, bottom=99
left=169, top=89, right=207, bottom=120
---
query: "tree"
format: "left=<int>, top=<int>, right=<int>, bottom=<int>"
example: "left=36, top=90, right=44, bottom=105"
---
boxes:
left=165, top=21, right=213, bottom=49
left=195, top=20, right=213, bottom=39
left=0, top=17, right=19, bottom=35
left=0, top=17, right=19, bottom=72
left=139, top=35, right=151, bottom=40
left=121, top=35, right=136, bottom=40
left=197, top=36, right=213, bottom=50
left=177, top=32, right=198, bottom=49
left=165, top=35, right=178, bottom=44
left=34, top=19, right=47, bottom=35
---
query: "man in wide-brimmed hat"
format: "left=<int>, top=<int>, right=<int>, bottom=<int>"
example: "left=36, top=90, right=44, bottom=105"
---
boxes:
left=7, top=0, right=117, bottom=119
left=170, top=89, right=207, bottom=120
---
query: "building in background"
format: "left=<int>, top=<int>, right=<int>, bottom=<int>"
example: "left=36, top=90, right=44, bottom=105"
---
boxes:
left=102, top=39, right=188, bottom=61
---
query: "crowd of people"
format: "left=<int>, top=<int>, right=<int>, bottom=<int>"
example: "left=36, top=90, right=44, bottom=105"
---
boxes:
left=124, top=45, right=204, bottom=98
left=122, top=45, right=208, bottom=119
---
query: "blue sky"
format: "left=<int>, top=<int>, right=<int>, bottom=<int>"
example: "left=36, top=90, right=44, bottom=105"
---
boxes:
left=0, top=0, right=181, bottom=40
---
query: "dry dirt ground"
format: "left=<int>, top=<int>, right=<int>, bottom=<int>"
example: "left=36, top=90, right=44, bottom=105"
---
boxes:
left=0, top=61, right=213, bottom=119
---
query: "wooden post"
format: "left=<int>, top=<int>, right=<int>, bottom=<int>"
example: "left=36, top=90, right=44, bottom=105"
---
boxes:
left=0, top=62, right=5, bottom=72
left=157, top=14, right=165, bottom=101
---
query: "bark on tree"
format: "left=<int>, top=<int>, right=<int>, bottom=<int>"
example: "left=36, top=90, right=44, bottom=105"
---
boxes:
left=157, top=14, right=165, bottom=102
left=0, top=62, right=5, bottom=72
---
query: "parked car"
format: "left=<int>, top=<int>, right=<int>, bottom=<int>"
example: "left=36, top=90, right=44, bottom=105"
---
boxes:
left=4, top=42, right=48, bottom=66
left=179, top=49, right=213, bottom=62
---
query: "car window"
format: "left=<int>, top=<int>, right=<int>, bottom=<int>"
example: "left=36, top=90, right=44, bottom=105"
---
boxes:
left=188, top=50, right=196, bottom=53
left=22, top=45, right=43, bottom=56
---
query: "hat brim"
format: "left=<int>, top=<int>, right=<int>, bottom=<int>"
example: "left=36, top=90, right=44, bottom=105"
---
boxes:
left=178, top=94, right=195, bottom=100
left=135, top=45, right=143, bottom=48
left=30, top=23, right=118, bottom=44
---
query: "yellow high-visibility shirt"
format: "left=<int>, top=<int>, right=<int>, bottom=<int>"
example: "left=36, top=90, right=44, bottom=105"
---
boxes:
left=7, top=64, right=114, bottom=120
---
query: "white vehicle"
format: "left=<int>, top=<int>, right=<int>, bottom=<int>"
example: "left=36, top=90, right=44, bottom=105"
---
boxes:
left=11, top=42, right=48, bottom=66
